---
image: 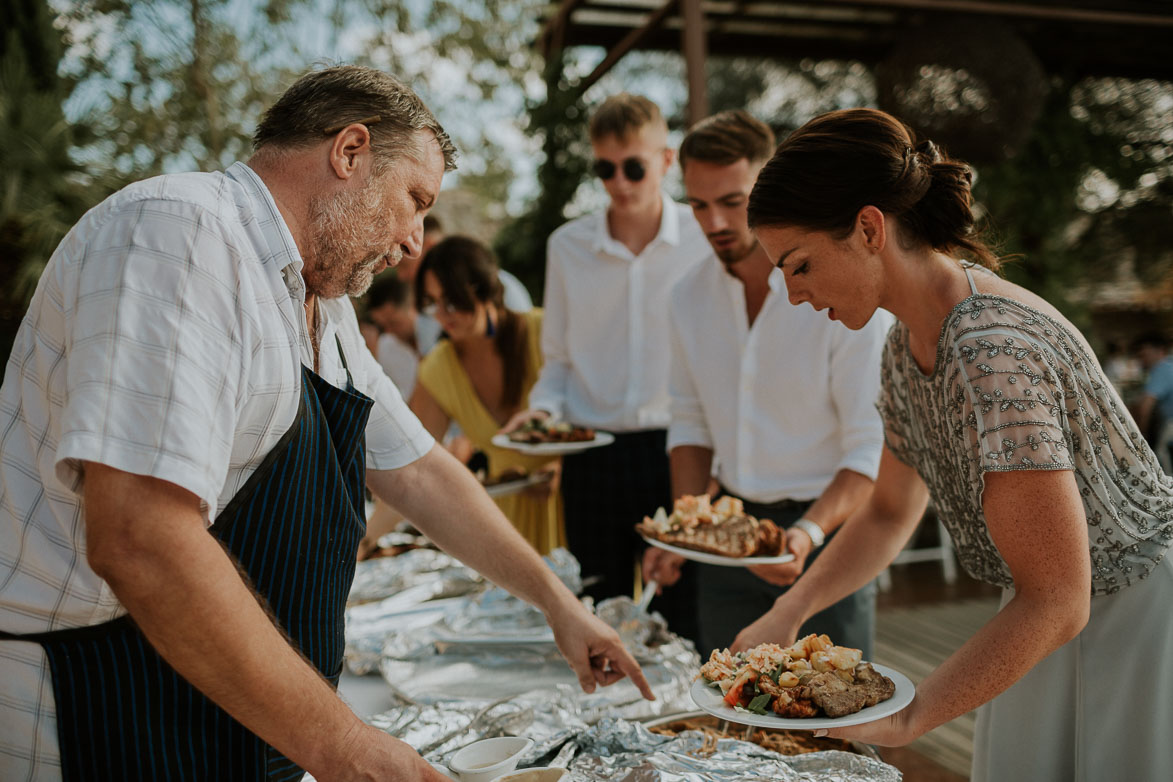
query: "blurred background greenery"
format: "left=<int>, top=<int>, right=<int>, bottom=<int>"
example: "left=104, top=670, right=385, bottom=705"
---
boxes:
left=3, top=0, right=1171, bottom=368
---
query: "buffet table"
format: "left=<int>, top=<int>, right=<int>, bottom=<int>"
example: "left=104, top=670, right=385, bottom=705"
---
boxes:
left=341, top=546, right=904, bottom=781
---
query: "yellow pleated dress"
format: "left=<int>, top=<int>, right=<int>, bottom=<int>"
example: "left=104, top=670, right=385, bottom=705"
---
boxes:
left=416, top=308, right=566, bottom=554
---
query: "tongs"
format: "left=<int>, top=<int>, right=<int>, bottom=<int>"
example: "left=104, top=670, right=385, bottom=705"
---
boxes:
left=635, top=579, right=658, bottom=614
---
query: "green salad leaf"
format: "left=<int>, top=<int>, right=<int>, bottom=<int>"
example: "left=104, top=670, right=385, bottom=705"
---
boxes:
left=745, top=693, right=772, bottom=715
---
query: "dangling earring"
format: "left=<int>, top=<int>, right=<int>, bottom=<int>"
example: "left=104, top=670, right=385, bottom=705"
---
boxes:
left=485, top=311, right=496, bottom=337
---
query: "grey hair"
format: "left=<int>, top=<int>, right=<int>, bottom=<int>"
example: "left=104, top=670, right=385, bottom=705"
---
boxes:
left=253, top=65, right=458, bottom=174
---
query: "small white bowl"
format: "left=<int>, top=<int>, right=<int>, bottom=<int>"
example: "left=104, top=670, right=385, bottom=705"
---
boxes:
left=491, top=767, right=567, bottom=782
left=429, top=761, right=458, bottom=780
left=448, top=736, right=534, bottom=782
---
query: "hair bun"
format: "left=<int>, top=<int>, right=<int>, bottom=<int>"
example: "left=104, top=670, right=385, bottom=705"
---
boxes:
left=915, top=139, right=942, bottom=165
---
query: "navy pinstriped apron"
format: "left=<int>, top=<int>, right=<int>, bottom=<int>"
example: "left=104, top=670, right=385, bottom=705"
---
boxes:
left=3, top=340, right=372, bottom=781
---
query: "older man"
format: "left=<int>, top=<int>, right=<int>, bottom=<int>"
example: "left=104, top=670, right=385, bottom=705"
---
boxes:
left=0, top=66, right=648, bottom=782
left=643, top=111, right=890, bottom=656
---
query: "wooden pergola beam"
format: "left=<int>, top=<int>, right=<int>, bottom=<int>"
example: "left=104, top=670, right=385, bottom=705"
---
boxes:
left=681, top=0, right=708, bottom=126
left=539, top=0, right=590, bottom=59
left=575, top=0, right=682, bottom=96
left=817, top=0, right=1173, bottom=28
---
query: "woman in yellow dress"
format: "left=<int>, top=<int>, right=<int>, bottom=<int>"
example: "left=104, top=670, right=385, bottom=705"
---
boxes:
left=408, top=236, right=566, bottom=554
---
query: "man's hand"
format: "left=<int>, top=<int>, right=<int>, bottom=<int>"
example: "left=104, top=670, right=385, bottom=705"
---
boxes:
left=546, top=599, right=654, bottom=700
left=500, top=408, right=548, bottom=435
left=747, top=527, right=813, bottom=586
left=337, top=725, right=452, bottom=782
left=642, top=548, right=685, bottom=589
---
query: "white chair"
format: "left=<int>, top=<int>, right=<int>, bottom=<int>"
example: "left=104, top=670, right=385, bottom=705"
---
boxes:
left=877, top=515, right=957, bottom=591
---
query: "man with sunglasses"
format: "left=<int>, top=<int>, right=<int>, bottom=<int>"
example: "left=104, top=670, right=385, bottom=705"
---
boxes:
left=641, top=111, right=891, bottom=658
left=506, top=94, right=709, bottom=641
left=0, top=65, right=651, bottom=782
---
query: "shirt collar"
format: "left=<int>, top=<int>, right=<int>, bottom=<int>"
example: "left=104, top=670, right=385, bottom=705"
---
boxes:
left=592, top=192, right=681, bottom=256
left=226, top=162, right=305, bottom=284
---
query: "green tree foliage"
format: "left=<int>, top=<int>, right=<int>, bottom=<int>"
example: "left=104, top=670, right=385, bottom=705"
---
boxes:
left=494, top=50, right=592, bottom=299
left=56, top=0, right=307, bottom=177
left=974, top=77, right=1173, bottom=330
left=0, top=0, right=101, bottom=363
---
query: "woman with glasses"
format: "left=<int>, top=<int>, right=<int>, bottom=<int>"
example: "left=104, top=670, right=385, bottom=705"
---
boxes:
left=732, top=107, right=1173, bottom=781
left=408, top=236, right=565, bottom=554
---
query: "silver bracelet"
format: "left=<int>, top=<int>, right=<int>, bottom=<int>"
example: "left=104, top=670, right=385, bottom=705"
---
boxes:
left=793, top=518, right=826, bottom=549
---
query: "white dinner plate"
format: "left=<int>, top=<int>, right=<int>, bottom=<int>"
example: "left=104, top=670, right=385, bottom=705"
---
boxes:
left=690, top=663, right=915, bottom=730
left=482, top=472, right=552, bottom=498
left=641, top=535, right=795, bottom=567
left=490, top=431, right=615, bottom=456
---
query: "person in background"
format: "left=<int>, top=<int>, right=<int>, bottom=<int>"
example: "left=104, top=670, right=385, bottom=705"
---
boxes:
left=0, top=64, right=650, bottom=782
left=417, top=215, right=533, bottom=314
left=366, top=272, right=422, bottom=398
left=643, top=111, right=889, bottom=657
left=1101, top=339, right=1141, bottom=394
left=408, top=236, right=564, bottom=554
left=733, top=107, right=1173, bottom=782
left=505, top=93, right=709, bottom=643
left=1132, top=331, right=1173, bottom=468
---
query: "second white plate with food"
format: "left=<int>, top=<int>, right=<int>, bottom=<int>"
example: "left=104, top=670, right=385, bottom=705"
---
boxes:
left=690, top=663, right=915, bottom=730
left=490, top=431, right=614, bottom=455
left=641, top=535, right=795, bottom=567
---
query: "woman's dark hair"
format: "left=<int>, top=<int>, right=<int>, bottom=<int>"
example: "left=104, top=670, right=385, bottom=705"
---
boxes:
left=415, top=236, right=530, bottom=411
left=747, top=108, right=1000, bottom=271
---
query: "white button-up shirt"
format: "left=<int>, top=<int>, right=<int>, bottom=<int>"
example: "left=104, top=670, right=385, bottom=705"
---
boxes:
left=527, top=195, right=709, bottom=430
left=0, top=162, right=433, bottom=777
left=667, top=256, right=891, bottom=503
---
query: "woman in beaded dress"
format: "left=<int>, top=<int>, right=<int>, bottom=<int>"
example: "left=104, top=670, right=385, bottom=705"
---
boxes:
left=731, top=108, right=1173, bottom=781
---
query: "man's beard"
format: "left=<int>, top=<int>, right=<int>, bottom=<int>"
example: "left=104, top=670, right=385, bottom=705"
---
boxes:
left=304, top=180, right=401, bottom=299
left=712, top=234, right=757, bottom=267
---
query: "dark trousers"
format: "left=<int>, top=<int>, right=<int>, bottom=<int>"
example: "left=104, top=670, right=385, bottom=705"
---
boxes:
left=561, top=429, right=700, bottom=646
left=696, top=494, right=876, bottom=659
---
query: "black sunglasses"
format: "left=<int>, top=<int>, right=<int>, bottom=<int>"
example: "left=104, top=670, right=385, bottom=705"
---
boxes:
left=593, top=157, right=647, bottom=182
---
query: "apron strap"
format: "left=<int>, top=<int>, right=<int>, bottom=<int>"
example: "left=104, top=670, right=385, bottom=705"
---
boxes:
left=335, top=334, right=354, bottom=389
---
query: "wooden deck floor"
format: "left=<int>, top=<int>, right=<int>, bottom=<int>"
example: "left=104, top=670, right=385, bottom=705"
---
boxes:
left=872, top=560, right=1001, bottom=781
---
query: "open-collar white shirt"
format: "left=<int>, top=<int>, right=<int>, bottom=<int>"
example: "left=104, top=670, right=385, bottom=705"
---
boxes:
left=667, top=255, right=891, bottom=503
left=527, top=194, right=709, bottom=431
left=0, top=162, right=433, bottom=777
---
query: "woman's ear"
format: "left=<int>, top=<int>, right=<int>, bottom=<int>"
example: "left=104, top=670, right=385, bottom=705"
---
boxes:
left=857, top=205, right=887, bottom=253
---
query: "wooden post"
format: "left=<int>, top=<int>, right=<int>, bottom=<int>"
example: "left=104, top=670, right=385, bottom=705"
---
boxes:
left=681, top=0, right=709, bottom=127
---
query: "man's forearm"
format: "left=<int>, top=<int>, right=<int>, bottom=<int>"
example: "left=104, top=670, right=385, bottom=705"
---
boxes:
left=800, top=468, right=874, bottom=536
left=84, top=466, right=365, bottom=778
left=367, top=445, right=578, bottom=617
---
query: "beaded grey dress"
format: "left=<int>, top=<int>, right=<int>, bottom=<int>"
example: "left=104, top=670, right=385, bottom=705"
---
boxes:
left=878, top=266, right=1173, bottom=782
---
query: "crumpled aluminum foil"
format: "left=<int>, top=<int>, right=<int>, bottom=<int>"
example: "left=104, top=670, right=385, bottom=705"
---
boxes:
left=563, top=718, right=902, bottom=781
left=345, top=548, right=586, bottom=674
left=348, top=549, right=483, bottom=605
left=370, top=689, right=590, bottom=765
left=374, top=590, right=699, bottom=723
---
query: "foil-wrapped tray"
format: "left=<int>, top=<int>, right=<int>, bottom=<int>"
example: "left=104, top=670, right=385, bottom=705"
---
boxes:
left=562, top=718, right=901, bottom=781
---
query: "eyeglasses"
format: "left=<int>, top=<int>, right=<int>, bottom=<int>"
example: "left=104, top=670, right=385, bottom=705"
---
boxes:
left=593, top=157, right=647, bottom=182
left=420, top=293, right=463, bottom=317
left=322, top=115, right=383, bottom=136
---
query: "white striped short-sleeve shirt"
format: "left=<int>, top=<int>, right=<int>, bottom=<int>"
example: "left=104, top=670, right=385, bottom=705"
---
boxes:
left=0, top=162, right=434, bottom=777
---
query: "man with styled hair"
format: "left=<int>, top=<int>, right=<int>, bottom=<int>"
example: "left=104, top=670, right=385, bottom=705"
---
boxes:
left=0, top=65, right=649, bottom=781
left=643, top=110, right=891, bottom=657
left=506, top=94, right=708, bottom=640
